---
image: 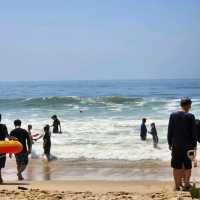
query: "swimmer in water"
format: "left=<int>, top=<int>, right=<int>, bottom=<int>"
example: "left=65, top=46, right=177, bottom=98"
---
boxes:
left=140, top=118, right=147, bottom=141
left=148, top=123, right=159, bottom=148
left=51, top=115, right=62, bottom=134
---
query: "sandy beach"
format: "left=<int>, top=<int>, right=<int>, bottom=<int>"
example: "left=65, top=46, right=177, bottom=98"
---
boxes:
left=0, top=180, right=192, bottom=200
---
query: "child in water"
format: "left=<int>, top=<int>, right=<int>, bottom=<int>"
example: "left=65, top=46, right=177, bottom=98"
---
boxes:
left=43, top=125, right=51, bottom=161
left=148, top=123, right=159, bottom=148
left=27, top=124, right=34, bottom=144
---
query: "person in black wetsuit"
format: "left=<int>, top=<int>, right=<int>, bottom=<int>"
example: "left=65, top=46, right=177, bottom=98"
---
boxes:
left=51, top=115, right=62, bottom=134
left=0, top=114, right=9, bottom=183
left=43, top=125, right=51, bottom=161
left=148, top=123, right=159, bottom=148
left=10, top=119, right=32, bottom=181
left=168, top=98, right=197, bottom=191
left=140, top=118, right=147, bottom=140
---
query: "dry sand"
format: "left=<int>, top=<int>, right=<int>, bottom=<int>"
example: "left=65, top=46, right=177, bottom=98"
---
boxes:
left=0, top=181, right=192, bottom=200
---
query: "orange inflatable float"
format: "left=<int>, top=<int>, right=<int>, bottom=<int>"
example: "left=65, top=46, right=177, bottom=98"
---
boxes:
left=0, top=140, right=23, bottom=154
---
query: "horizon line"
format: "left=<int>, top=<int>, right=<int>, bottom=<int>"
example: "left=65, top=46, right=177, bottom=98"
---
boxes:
left=0, top=78, right=200, bottom=82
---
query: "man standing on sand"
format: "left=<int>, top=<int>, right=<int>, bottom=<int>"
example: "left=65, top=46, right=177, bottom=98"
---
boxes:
left=10, top=120, right=32, bottom=180
left=0, top=114, right=9, bottom=183
left=168, top=98, right=197, bottom=191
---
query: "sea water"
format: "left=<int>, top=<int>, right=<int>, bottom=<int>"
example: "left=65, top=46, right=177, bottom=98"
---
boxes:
left=0, top=79, right=200, bottom=161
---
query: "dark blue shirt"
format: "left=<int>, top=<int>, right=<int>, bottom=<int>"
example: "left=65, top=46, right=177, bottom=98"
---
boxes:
left=140, top=123, right=147, bottom=137
left=168, top=111, right=197, bottom=149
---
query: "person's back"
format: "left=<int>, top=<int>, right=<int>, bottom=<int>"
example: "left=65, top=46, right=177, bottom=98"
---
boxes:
left=168, top=111, right=196, bottom=150
left=10, top=128, right=30, bottom=154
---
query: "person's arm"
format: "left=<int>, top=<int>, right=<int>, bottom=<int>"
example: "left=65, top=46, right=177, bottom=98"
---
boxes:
left=191, top=115, right=197, bottom=149
left=167, top=114, right=173, bottom=150
left=26, top=131, right=32, bottom=154
left=59, top=121, right=62, bottom=133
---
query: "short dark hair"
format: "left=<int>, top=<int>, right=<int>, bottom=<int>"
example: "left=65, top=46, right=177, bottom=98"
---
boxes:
left=180, top=97, right=192, bottom=107
left=44, top=124, right=50, bottom=132
left=142, top=118, right=146, bottom=123
left=14, top=119, right=21, bottom=127
left=51, top=115, right=57, bottom=119
left=28, top=124, right=32, bottom=129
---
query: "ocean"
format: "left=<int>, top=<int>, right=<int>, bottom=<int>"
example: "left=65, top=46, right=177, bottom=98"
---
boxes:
left=0, top=79, right=200, bottom=162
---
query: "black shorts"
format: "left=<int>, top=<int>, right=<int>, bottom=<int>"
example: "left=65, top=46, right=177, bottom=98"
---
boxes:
left=15, top=153, right=29, bottom=166
left=0, top=154, right=6, bottom=168
left=171, top=148, right=192, bottom=169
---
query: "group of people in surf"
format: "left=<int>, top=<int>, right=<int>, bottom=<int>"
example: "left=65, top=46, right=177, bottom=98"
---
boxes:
left=140, top=118, right=159, bottom=148
left=0, top=114, right=62, bottom=183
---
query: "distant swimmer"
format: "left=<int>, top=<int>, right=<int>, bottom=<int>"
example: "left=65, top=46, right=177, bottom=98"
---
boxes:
left=43, top=125, right=51, bottom=161
left=51, top=115, right=62, bottom=134
left=149, top=123, right=159, bottom=148
left=140, top=118, right=147, bottom=141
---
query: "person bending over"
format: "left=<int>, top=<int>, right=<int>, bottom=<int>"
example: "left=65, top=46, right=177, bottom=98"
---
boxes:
left=0, top=114, right=9, bottom=183
left=10, top=120, right=32, bottom=181
left=168, top=98, right=197, bottom=191
left=51, top=115, right=62, bottom=134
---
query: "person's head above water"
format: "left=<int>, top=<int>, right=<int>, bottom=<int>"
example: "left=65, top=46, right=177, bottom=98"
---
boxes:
left=151, top=123, right=155, bottom=128
left=14, top=119, right=22, bottom=127
left=51, top=115, right=57, bottom=120
left=44, top=124, right=50, bottom=132
left=28, top=124, right=32, bottom=130
left=142, top=118, right=147, bottom=124
left=180, top=97, right=192, bottom=113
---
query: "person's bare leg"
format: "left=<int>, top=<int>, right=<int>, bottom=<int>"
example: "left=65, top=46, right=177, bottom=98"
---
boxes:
left=0, top=169, right=2, bottom=183
left=17, top=165, right=26, bottom=180
left=184, top=169, right=192, bottom=187
left=173, top=169, right=183, bottom=190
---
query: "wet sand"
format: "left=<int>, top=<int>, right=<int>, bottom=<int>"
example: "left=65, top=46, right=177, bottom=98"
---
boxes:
left=0, top=158, right=196, bottom=199
left=3, top=157, right=172, bottom=181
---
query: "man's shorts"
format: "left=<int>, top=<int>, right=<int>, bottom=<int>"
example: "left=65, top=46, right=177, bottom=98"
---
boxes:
left=171, top=148, right=192, bottom=169
left=15, top=152, right=29, bottom=166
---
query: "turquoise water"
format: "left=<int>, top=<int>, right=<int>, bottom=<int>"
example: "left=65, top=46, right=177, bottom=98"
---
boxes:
left=0, top=80, right=200, bottom=161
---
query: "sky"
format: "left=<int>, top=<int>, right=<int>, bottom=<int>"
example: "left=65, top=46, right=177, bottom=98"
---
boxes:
left=0, top=1, right=199, bottom=81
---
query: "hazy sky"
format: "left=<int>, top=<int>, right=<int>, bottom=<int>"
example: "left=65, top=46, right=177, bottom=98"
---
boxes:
left=0, top=1, right=199, bottom=81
